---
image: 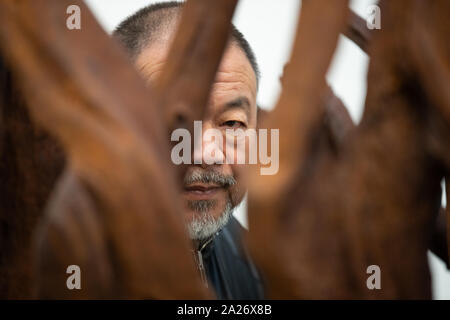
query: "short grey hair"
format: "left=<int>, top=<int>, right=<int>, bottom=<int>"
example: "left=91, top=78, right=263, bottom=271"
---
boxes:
left=113, top=1, right=260, bottom=86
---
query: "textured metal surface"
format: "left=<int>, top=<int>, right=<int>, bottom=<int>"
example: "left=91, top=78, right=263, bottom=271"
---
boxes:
left=0, top=0, right=448, bottom=299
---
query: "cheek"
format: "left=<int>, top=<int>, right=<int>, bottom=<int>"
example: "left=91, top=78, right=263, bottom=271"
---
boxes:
left=222, top=131, right=257, bottom=165
left=218, top=132, right=251, bottom=206
left=228, top=163, right=248, bottom=207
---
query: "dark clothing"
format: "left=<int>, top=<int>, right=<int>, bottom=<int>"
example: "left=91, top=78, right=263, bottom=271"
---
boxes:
left=198, top=217, right=265, bottom=300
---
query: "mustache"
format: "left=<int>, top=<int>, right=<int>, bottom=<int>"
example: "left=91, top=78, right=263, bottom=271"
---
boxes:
left=184, top=170, right=236, bottom=188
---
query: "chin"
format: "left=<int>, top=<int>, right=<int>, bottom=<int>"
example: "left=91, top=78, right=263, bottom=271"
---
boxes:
left=184, top=200, right=234, bottom=240
left=184, top=205, right=225, bottom=222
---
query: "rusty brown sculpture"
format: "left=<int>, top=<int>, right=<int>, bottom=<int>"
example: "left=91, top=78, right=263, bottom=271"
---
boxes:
left=0, top=0, right=449, bottom=299
left=247, top=0, right=449, bottom=299
left=0, top=59, right=64, bottom=298
left=0, top=0, right=239, bottom=298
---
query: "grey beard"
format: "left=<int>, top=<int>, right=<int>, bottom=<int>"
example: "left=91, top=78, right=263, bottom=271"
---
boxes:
left=187, top=200, right=233, bottom=240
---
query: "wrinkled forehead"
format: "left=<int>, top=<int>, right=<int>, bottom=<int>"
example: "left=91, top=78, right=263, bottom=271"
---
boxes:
left=213, top=43, right=257, bottom=98
left=134, top=38, right=258, bottom=105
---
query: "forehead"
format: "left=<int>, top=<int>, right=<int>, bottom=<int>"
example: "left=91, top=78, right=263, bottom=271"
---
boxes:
left=211, top=43, right=257, bottom=103
left=135, top=40, right=258, bottom=109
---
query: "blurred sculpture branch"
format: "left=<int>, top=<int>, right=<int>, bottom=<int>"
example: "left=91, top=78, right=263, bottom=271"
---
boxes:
left=0, top=0, right=448, bottom=299
left=247, top=0, right=450, bottom=299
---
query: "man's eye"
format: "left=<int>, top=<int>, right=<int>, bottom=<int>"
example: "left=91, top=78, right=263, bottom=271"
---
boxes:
left=222, top=120, right=246, bottom=129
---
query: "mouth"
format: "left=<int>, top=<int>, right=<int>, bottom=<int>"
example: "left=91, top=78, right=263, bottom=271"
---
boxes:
left=183, top=183, right=223, bottom=198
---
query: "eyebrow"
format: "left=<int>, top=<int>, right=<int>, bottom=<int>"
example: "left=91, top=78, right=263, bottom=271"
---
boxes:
left=223, top=96, right=251, bottom=118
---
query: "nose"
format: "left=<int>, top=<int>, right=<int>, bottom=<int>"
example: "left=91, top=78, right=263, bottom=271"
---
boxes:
left=192, top=123, right=225, bottom=166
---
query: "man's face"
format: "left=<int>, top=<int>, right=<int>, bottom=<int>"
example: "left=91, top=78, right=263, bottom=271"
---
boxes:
left=136, top=38, right=257, bottom=241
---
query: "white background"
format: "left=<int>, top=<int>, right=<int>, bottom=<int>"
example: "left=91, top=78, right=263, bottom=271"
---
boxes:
left=84, top=0, right=450, bottom=299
